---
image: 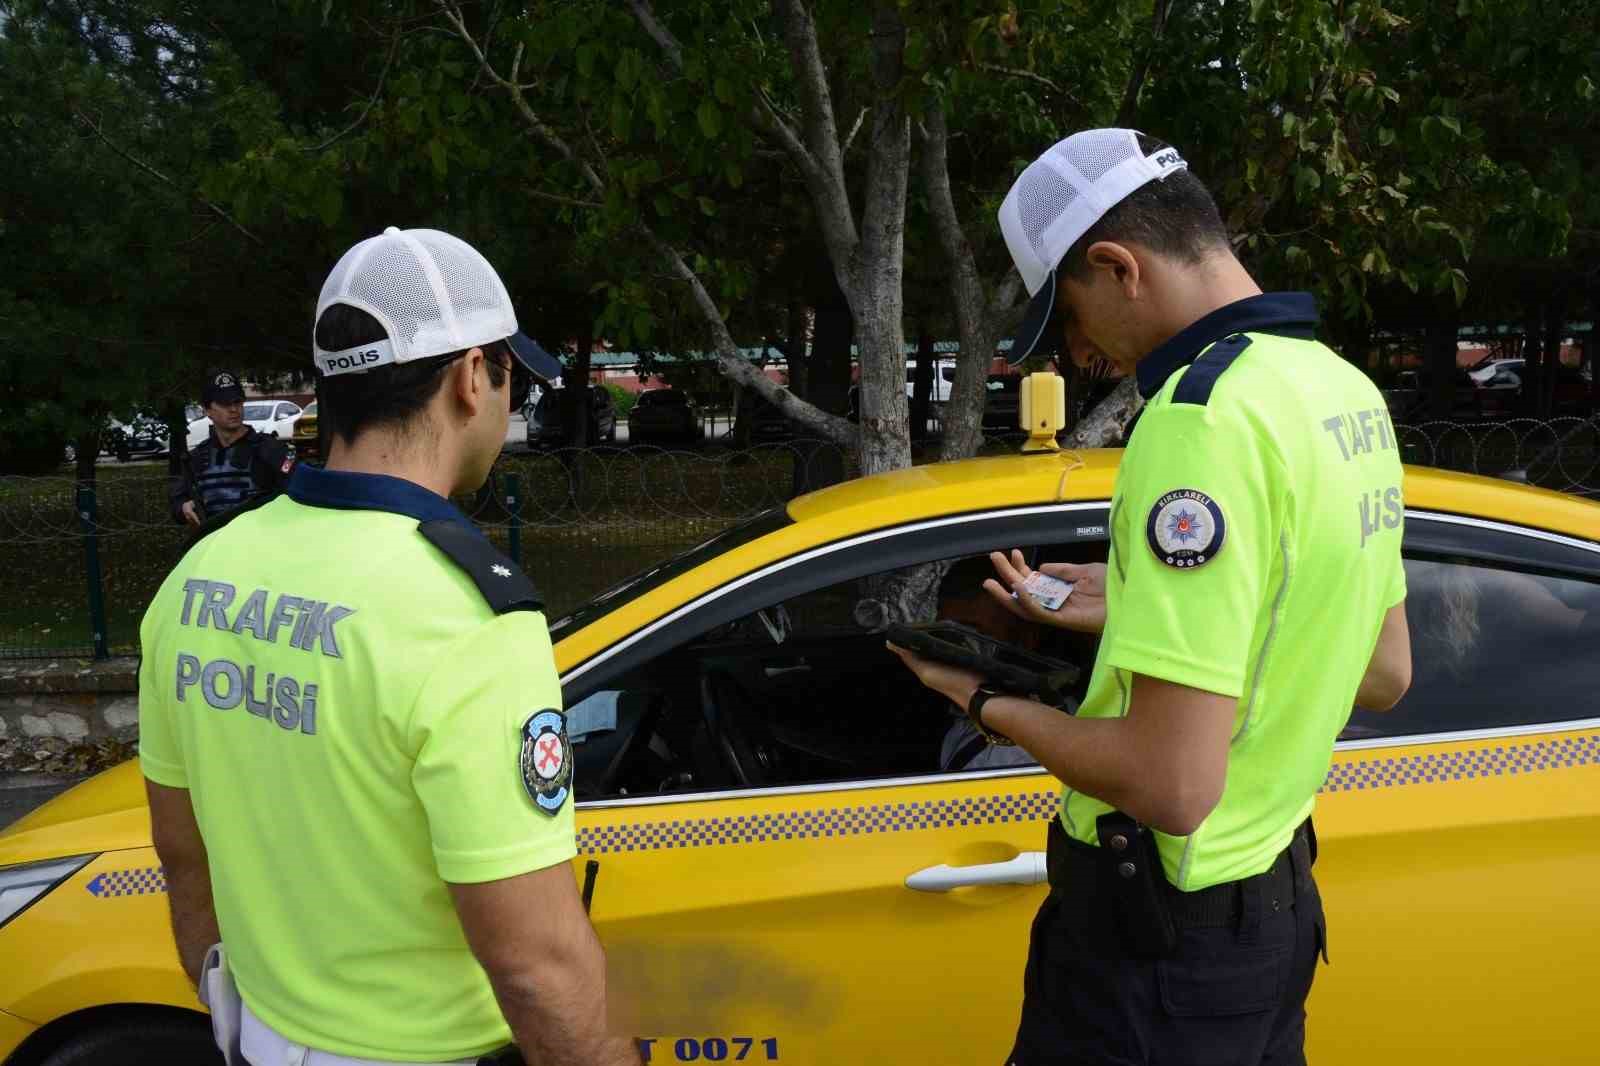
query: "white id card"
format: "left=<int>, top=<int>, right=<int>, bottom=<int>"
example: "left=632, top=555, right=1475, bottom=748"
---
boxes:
left=1017, top=571, right=1074, bottom=611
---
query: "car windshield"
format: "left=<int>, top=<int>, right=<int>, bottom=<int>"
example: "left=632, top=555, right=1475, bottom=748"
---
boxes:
left=303, top=401, right=317, bottom=416
left=548, top=508, right=794, bottom=638
left=639, top=391, right=685, bottom=408
left=244, top=403, right=274, bottom=421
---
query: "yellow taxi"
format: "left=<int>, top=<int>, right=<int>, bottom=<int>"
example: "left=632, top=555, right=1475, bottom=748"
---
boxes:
left=1, top=450, right=1597, bottom=1065
left=289, top=401, right=318, bottom=461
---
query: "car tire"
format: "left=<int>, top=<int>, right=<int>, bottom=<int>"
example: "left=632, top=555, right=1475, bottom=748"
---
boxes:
left=35, top=1016, right=222, bottom=1066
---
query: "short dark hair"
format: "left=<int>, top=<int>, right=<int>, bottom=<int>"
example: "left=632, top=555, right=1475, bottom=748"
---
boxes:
left=1058, top=134, right=1230, bottom=280
left=312, top=303, right=508, bottom=446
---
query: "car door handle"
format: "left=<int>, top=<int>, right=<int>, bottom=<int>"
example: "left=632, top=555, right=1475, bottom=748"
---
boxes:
left=905, top=851, right=1047, bottom=892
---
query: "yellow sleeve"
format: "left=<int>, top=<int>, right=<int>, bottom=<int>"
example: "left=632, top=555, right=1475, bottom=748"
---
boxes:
left=135, top=611, right=189, bottom=787
left=409, top=612, right=576, bottom=884
left=1101, top=402, right=1283, bottom=699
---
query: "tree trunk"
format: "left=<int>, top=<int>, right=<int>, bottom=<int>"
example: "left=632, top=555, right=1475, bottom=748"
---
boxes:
left=839, top=3, right=911, bottom=480
left=73, top=427, right=100, bottom=483
left=789, top=288, right=851, bottom=495
left=1425, top=311, right=1459, bottom=420
left=565, top=331, right=594, bottom=446
left=784, top=299, right=809, bottom=401
left=1520, top=304, right=1545, bottom=418
left=917, top=101, right=1020, bottom=462
left=809, top=285, right=854, bottom=418
left=910, top=330, right=934, bottom=442
left=1541, top=297, right=1567, bottom=416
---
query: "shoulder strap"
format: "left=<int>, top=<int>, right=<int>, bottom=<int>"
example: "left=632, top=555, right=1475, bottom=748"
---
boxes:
left=418, top=519, right=544, bottom=614
left=1171, top=333, right=1254, bottom=407
left=189, top=487, right=279, bottom=546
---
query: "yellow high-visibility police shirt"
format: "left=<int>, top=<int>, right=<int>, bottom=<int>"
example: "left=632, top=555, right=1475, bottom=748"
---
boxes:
left=1064, top=293, right=1406, bottom=889
left=138, top=464, right=574, bottom=1061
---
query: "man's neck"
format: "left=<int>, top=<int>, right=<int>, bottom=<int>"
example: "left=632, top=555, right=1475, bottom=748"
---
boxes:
left=1155, top=255, right=1263, bottom=344
left=214, top=425, right=249, bottom=448
left=325, top=433, right=458, bottom=500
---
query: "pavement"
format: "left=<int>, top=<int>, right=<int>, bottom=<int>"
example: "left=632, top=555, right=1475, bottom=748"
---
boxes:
left=0, top=773, right=88, bottom=832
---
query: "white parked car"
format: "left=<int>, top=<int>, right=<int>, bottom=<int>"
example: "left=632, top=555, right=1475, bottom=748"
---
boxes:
left=904, top=360, right=956, bottom=403
left=186, top=399, right=304, bottom=448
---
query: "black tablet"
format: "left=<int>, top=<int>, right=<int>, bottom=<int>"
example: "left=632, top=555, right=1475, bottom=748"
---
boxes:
left=886, top=621, right=1080, bottom=707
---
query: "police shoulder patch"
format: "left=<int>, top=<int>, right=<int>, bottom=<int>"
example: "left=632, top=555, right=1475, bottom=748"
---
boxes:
left=520, top=709, right=572, bottom=815
left=1146, top=489, right=1226, bottom=570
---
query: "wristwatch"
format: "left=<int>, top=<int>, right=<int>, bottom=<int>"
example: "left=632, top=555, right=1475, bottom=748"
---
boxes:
left=965, top=685, right=1015, bottom=746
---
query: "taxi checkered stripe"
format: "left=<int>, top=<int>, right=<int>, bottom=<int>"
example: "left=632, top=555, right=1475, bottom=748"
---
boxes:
left=577, top=734, right=1600, bottom=855
left=84, top=865, right=167, bottom=898
left=576, top=791, right=1061, bottom=854
left=1318, top=734, right=1600, bottom=793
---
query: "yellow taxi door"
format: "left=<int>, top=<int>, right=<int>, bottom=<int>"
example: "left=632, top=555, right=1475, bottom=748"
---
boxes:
left=1307, top=517, right=1600, bottom=1065
left=579, top=768, right=1056, bottom=1065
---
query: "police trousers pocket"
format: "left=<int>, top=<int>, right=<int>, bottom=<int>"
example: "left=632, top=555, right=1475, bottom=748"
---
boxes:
left=1157, top=945, right=1287, bottom=1017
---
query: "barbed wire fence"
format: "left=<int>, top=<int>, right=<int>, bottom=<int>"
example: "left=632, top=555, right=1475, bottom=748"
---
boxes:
left=1, top=417, right=1595, bottom=661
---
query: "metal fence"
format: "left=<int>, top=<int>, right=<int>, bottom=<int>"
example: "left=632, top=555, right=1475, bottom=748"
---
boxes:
left=2, top=418, right=1596, bottom=661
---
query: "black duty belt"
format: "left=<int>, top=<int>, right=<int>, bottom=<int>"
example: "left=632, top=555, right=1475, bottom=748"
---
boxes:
left=1046, top=816, right=1315, bottom=938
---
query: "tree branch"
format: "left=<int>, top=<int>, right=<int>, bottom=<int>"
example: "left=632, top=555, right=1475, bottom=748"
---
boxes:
left=772, top=0, right=859, bottom=267
left=637, top=225, right=854, bottom=446
left=1062, top=375, right=1143, bottom=448
left=71, top=108, right=264, bottom=247
left=435, top=0, right=850, bottom=447
left=841, top=106, right=868, bottom=153
left=979, top=63, right=1077, bottom=104
left=625, top=0, right=683, bottom=70
left=1116, top=0, right=1173, bottom=126
left=433, top=0, right=606, bottom=194
left=525, top=187, right=603, bottom=210
left=307, top=26, right=401, bottom=152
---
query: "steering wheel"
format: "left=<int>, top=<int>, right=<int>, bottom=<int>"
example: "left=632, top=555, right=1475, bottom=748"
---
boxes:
left=698, top=671, right=782, bottom=787
left=593, top=693, right=668, bottom=797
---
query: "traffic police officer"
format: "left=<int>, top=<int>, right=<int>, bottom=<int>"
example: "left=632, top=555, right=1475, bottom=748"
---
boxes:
left=170, top=369, right=295, bottom=528
left=891, top=130, right=1414, bottom=1065
left=138, top=227, right=639, bottom=1066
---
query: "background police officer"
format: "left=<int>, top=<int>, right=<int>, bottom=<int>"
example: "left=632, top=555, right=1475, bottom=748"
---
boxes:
left=170, top=368, right=293, bottom=528
left=138, top=227, right=638, bottom=1065
left=891, top=130, right=1414, bottom=1065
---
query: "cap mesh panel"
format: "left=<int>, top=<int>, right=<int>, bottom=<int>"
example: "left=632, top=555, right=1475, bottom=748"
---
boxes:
left=1064, top=129, right=1139, bottom=184
left=417, top=231, right=506, bottom=340
left=343, top=239, right=443, bottom=352
left=1019, top=165, right=1080, bottom=260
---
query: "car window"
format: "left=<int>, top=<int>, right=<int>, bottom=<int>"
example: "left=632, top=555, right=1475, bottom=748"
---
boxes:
left=563, top=511, right=1111, bottom=801
left=1343, top=556, right=1599, bottom=741
left=243, top=403, right=273, bottom=421
left=278, top=402, right=301, bottom=418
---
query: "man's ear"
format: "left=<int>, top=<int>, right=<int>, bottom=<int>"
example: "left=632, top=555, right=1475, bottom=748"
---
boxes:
left=450, top=347, right=487, bottom=419
left=1084, top=240, right=1142, bottom=299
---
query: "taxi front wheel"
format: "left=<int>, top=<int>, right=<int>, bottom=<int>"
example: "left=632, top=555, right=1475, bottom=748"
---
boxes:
left=34, top=1016, right=221, bottom=1066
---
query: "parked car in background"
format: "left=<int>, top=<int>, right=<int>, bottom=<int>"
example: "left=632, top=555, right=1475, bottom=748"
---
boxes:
left=904, top=361, right=956, bottom=404
left=103, top=412, right=169, bottom=462
left=529, top=386, right=617, bottom=446
left=2, top=455, right=1596, bottom=1064
left=628, top=388, right=701, bottom=446
left=185, top=399, right=303, bottom=448
left=1381, top=369, right=1484, bottom=422
left=981, top=374, right=1022, bottom=432
left=741, top=392, right=793, bottom=442
left=290, top=401, right=319, bottom=461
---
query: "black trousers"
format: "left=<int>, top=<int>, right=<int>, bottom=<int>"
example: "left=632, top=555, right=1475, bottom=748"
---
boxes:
left=1006, top=823, right=1326, bottom=1066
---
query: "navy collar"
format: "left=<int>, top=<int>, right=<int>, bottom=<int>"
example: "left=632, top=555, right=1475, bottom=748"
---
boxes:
left=1135, top=292, right=1320, bottom=400
left=286, top=463, right=483, bottom=538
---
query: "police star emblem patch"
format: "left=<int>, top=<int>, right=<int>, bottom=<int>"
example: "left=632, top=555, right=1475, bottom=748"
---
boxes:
left=520, top=709, right=572, bottom=815
left=1146, top=489, right=1226, bottom=569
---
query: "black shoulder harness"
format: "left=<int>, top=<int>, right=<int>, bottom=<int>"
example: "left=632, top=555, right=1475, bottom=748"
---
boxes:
left=189, top=487, right=279, bottom=546
left=1172, top=333, right=1254, bottom=407
left=419, top=519, right=544, bottom=614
